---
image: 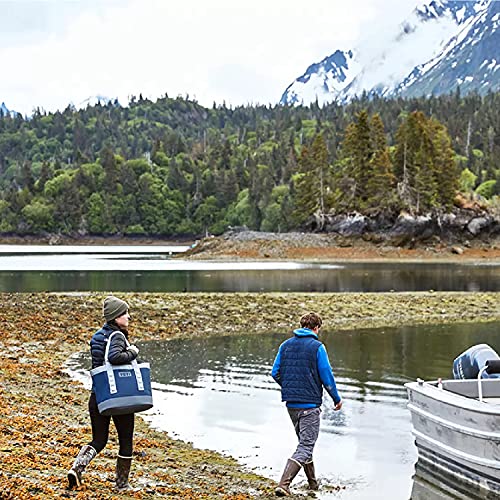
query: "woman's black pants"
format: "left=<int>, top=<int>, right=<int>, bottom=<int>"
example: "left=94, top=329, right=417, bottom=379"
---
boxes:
left=88, top=392, right=134, bottom=456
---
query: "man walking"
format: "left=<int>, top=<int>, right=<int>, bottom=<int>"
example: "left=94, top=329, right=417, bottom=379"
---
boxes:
left=271, top=312, right=342, bottom=496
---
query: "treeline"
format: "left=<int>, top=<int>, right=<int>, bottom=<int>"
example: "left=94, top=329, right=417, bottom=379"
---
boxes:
left=0, top=91, right=498, bottom=236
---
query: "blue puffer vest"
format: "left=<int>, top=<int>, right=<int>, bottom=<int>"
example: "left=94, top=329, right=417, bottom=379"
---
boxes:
left=280, top=334, right=323, bottom=405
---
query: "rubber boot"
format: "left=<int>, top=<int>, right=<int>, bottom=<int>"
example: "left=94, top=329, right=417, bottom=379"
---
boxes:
left=275, top=458, right=301, bottom=496
left=303, top=460, right=319, bottom=490
left=67, top=445, right=97, bottom=488
left=115, top=455, right=133, bottom=490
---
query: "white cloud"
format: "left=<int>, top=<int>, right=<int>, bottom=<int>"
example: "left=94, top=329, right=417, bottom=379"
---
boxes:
left=0, top=0, right=419, bottom=114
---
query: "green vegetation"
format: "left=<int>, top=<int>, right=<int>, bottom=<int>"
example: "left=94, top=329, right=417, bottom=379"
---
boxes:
left=0, top=91, right=498, bottom=236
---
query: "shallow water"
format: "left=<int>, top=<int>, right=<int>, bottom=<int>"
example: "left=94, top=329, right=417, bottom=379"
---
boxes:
left=67, top=321, right=500, bottom=499
left=0, top=247, right=497, bottom=292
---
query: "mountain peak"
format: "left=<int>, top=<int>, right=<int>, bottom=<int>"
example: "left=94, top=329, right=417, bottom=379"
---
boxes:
left=0, top=102, right=19, bottom=117
left=281, top=0, right=497, bottom=105
left=280, top=50, right=359, bottom=105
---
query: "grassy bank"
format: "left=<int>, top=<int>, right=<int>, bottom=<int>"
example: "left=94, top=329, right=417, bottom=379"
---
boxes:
left=1, top=292, right=499, bottom=499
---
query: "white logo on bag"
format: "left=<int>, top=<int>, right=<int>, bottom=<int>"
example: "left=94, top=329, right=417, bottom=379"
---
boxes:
left=118, top=371, right=132, bottom=378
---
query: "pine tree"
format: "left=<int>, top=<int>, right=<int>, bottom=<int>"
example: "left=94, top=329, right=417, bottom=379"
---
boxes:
left=430, top=118, right=458, bottom=210
left=365, top=114, right=395, bottom=211
left=293, top=134, right=331, bottom=225
left=337, top=111, right=373, bottom=211
left=292, top=144, right=319, bottom=225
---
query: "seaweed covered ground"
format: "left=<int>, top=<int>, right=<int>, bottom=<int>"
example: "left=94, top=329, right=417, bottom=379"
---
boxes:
left=1, top=292, right=499, bottom=499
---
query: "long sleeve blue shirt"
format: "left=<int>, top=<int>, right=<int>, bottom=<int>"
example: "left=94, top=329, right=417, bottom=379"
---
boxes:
left=272, top=328, right=341, bottom=408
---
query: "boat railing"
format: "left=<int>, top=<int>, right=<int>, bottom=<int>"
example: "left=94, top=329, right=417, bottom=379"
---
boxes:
left=478, top=360, right=500, bottom=402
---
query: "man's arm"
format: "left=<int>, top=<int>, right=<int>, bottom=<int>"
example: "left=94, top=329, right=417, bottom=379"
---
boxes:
left=271, top=348, right=282, bottom=386
left=317, top=344, right=342, bottom=409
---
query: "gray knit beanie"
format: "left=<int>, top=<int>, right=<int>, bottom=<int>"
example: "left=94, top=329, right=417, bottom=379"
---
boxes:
left=103, top=295, right=129, bottom=322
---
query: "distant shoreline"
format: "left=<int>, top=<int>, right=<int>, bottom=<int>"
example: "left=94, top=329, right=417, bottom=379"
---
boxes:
left=0, top=234, right=194, bottom=246
left=183, top=231, right=500, bottom=262
left=1, top=231, right=499, bottom=262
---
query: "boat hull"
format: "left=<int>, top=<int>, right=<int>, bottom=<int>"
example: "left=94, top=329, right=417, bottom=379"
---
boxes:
left=406, top=380, right=500, bottom=496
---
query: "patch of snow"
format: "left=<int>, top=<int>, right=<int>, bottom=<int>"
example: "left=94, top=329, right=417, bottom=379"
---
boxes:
left=456, top=6, right=466, bottom=23
left=342, top=9, right=460, bottom=100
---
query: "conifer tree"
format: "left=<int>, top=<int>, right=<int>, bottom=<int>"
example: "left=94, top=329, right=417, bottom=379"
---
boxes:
left=292, top=134, right=332, bottom=226
left=337, top=111, right=373, bottom=211
left=365, top=114, right=395, bottom=210
left=430, top=118, right=458, bottom=210
left=292, top=146, right=315, bottom=225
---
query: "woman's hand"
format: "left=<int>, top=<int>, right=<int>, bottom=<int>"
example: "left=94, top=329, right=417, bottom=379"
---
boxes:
left=127, top=345, right=139, bottom=356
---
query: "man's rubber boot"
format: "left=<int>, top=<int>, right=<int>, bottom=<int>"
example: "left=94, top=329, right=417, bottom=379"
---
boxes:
left=275, top=458, right=301, bottom=496
left=303, top=460, right=319, bottom=490
left=115, top=455, right=133, bottom=490
left=67, top=445, right=97, bottom=488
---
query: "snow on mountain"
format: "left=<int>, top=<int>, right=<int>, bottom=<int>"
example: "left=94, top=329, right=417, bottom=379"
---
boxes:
left=280, top=0, right=494, bottom=105
left=281, top=50, right=360, bottom=105
left=340, top=5, right=461, bottom=101
left=76, top=95, right=120, bottom=110
left=0, top=102, right=19, bottom=117
left=395, top=1, right=500, bottom=97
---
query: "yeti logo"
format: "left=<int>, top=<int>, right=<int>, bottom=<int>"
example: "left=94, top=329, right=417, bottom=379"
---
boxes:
left=118, top=371, right=132, bottom=378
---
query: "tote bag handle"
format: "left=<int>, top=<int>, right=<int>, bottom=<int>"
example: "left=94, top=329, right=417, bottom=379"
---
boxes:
left=104, top=331, right=145, bottom=394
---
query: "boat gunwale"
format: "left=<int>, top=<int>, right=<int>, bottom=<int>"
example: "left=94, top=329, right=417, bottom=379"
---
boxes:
left=407, top=402, right=500, bottom=440
left=405, top=380, right=500, bottom=416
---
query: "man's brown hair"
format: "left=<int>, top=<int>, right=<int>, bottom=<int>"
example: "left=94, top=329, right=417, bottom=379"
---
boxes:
left=300, top=312, right=322, bottom=330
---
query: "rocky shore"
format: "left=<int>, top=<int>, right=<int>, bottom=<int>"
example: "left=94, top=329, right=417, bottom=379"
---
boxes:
left=1, top=292, right=499, bottom=499
left=184, top=230, right=500, bottom=261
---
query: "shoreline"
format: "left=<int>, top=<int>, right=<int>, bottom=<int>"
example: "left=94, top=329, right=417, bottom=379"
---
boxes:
left=182, top=232, right=500, bottom=263
left=1, top=291, right=499, bottom=498
left=1, top=233, right=499, bottom=263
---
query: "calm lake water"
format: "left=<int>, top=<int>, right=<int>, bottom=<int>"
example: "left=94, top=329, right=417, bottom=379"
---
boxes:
left=0, top=246, right=498, bottom=292
left=66, top=321, right=500, bottom=499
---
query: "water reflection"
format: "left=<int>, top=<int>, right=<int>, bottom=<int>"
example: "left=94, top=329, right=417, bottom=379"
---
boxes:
left=0, top=261, right=498, bottom=292
left=411, top=461, right=491, bottom=500
left=67, top=320, right=500, bottom=499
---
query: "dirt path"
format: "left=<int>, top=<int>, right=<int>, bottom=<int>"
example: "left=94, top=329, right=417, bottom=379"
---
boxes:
left=1, top=292, right=499, bottom=498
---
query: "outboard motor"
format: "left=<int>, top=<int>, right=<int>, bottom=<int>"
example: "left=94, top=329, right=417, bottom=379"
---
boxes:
left=453, top=344, right=500, bottom=380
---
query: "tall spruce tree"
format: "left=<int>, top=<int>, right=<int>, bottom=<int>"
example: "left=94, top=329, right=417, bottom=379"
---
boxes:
left=341, top=111, right=373, bottom=209
left=365, top=114, right=395, bottom=211
left=430, top=118, right=459, bottom=210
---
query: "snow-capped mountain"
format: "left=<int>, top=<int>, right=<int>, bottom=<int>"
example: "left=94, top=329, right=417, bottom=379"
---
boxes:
left=76, top=95, right=120, bottom=110
left=0, top=102, right=19, bottom=117
left=280, top=0, right=498, bottom=105
left=281, top=50, right=360, bottom=106
left=396, top=1, right=500, bottom=97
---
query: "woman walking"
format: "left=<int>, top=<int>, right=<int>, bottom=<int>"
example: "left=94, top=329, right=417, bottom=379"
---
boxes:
left=67, top=295, right=140, bottom=491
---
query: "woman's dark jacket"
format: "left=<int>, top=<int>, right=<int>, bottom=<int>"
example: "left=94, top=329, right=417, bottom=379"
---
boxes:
left=90, top=323, right=137, bottom=369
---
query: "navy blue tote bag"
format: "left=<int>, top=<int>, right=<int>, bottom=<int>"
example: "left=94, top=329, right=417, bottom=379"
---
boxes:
left=90, top=332, right=153, bottom=416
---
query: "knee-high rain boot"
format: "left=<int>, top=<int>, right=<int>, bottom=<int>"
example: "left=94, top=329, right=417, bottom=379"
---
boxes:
left=275, top=458, right=301, bottom=496
left=115, top=455, right=133, bottom=490
left=67, top=445, right=97, bottom=488
left=303, top=460, right=319, bottom=490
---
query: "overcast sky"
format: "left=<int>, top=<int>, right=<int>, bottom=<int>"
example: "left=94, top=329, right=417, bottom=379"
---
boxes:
left=0, top=0, right=418, bottom=115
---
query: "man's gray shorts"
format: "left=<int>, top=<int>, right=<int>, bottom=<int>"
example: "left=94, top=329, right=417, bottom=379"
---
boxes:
left=287, top=407, right=321, bottom=464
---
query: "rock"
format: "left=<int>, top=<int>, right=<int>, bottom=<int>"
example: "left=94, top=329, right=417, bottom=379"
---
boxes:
left=451, top=246, right=464, bottom=255
left=467, top=216, right=491, bottom=236
left=324, top=212, right=368, bottom=235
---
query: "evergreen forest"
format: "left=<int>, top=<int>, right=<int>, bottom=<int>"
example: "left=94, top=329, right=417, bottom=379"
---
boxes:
left=0, top=90, right=498, bottom=237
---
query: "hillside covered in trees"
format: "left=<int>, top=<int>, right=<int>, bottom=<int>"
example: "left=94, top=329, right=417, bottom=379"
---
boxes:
left=0, top=91, right=498, bottom=237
